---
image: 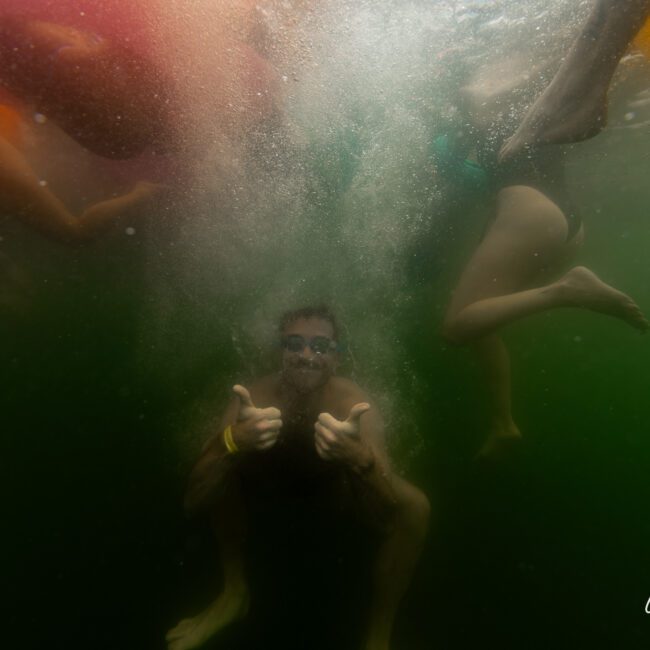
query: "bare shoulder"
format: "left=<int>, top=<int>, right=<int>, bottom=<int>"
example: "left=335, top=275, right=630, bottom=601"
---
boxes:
left=328, top=376, right=374, bottom=412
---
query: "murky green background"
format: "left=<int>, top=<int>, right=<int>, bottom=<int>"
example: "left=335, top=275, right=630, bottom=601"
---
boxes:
left=4, top=1, right=650, bottom=649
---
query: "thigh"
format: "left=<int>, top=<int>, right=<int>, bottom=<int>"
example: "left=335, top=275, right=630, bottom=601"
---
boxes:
left=447, top=185, right=577, bottom=317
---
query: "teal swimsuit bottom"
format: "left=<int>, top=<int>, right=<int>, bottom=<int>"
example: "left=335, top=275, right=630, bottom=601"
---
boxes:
left=430, top=133, right=581, bottom=241
left=430, top=134, right=490, bottom=198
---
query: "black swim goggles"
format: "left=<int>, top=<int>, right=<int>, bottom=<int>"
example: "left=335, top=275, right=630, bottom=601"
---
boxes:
left=280, top=334, right=338, bottom=355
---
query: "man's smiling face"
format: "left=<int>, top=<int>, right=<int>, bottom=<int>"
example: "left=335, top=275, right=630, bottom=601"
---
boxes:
left=280, top=317, right=338, bottom=394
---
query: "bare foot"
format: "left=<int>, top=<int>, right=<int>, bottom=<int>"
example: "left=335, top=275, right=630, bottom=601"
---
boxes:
left=131, top=180, right=167, bottom=201
left=80, top=181, right=165, bottom=226
left=475, top=419, right=522, bottom=462
left=556, top=266, right=649, bottom=331
left=500, top=0, right=650, bottom=161
left=499, top=81, right=608, bottom=162
left=364, top=624, right=392, bottom=650
left=365, top=641, right=390, bottom=650
left=166, top=587, right=250, bottom=650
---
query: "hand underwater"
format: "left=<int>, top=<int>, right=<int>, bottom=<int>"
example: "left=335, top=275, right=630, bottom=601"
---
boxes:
left=313, top=402, right=373, bottom=468
left=231, top=384, right=282, bottom=452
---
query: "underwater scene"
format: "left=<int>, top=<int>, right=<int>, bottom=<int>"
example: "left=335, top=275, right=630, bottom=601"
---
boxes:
left=3, top=1, right=650, bottom=649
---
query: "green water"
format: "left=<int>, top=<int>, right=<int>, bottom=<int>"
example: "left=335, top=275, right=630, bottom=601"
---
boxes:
left=5, top=2, right=650, bottom=649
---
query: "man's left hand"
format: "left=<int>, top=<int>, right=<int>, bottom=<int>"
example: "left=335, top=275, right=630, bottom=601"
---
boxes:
left=314, top=403, right=373, bottom=469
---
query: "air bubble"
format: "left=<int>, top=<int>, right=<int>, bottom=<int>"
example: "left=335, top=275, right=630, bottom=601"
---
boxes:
left=34, top=113, right=46, bottom=124
left=125, top=227, right=136, bottom=236
left=624, top=112, right=635, bottom=121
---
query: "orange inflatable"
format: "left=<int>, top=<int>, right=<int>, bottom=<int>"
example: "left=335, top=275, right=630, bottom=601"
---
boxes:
left=0, top=1, right=159, bottom=57
left=0, top=104, right=23, bottom=148
left=633, top=17, right=650, bottom=57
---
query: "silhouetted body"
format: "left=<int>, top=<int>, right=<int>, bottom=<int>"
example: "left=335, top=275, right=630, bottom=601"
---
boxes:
left=168, top=308, right=430, bottom=650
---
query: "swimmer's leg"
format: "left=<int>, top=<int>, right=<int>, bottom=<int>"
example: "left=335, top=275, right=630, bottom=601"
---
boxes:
left=166, top=480, right=249, bottom=650
left=500, top=0, right=650, bottom=161
left=365, top=478, right=430, bottom=650
left=0, top=135, right=159, bottom=244
left=442, top=186, right=647, bottom=457
left=471, top=334, right=521, bottom=459
left=0, top=135, right=82, bottom=242
left=79, top=181, right=164, bottom=233
left=447, top=264, right=648, bottom=342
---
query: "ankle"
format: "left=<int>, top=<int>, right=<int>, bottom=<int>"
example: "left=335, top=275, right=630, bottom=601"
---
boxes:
left=544, top=278, right=572, bottom=307
left=222, top=578, right=248, bottom=598
left=489, top=417, right=521, bottom=438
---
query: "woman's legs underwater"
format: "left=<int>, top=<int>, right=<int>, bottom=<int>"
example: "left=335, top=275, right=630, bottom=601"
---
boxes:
left=443, top=185, right=647, bottom=458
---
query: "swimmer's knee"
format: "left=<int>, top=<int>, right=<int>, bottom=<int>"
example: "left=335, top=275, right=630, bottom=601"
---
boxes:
left=441, top=316, right=470, bottom=346
left=395, top=483, right=432, bottom=536
left=408, top=487, right=431, bottom=527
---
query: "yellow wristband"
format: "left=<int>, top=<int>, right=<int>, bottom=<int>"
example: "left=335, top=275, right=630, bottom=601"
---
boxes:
left=223, top=424, right=239, bottom=454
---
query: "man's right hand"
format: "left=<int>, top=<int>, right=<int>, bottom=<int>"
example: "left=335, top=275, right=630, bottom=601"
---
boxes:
left=230, top=384, right=282, bottom=452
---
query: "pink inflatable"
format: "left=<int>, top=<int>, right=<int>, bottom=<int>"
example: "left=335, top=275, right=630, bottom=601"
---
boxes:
left=0, top=0, right=158, bottom=56
left=0, top=1, right=280, bottom=158
left=0, top=1, right=172, bottom=158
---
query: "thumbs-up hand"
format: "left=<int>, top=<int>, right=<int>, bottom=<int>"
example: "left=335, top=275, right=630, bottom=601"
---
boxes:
left=314, top=403, right=372, bottom=466
left=231, top=385, right=282, bottom=452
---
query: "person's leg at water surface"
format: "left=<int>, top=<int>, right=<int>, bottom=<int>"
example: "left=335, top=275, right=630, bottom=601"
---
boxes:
left=0, top=135, right=163, bottom=244
left=166, top=478, right=250, bottom=650
left=500, top=0, right=650, bottom=161
left=442, top=185, right=648, bottom=459
left=362, top=475, right=430, bottom=650
left=77, top=181, right=166, bottom=233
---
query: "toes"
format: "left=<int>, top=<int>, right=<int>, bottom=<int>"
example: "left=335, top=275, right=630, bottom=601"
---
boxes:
left=626, top=304, right=648, bottom=330
left=168, top=641, right=186, bottom=650
left=475, top=433, right=521, bottom=462
left=166, top=620, right=193, bottom=641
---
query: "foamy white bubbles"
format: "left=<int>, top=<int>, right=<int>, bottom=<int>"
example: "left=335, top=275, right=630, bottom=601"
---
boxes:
left=139, top=0, right=591, bottom=443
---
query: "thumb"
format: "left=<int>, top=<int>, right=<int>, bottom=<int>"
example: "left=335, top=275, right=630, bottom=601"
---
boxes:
left=346, top=402, right=370, bottom=425
left=233, top=384, right=255, bottom=409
